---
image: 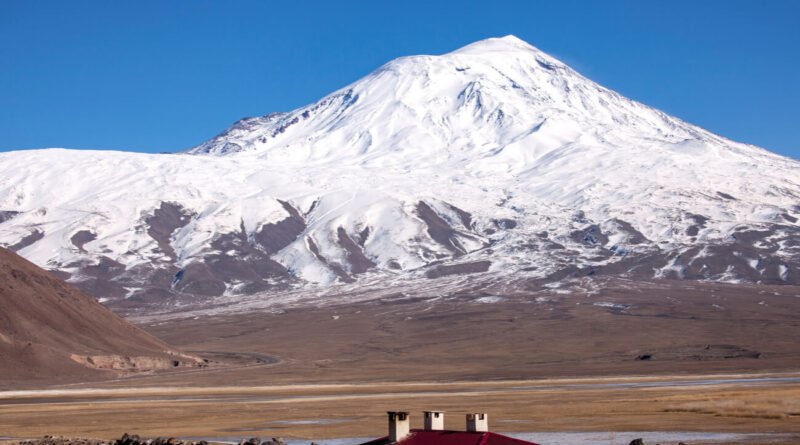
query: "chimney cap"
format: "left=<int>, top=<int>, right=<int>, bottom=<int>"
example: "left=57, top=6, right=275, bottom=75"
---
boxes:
left=466, top=412, right=489, bottom=432
left=423, top=410, right=445, bottom=431
left=388, top=411, right=411, bottom=441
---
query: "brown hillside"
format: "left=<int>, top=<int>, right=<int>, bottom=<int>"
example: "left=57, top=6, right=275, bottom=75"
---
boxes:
left=0, top=247, right=197, bottom=386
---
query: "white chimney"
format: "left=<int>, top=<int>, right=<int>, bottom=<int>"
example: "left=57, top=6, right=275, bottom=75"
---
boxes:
left=466, top=413, right=488, bottom=432
left=388, top=411, right=410, bottom=442
left=423, top=411, right=444, bottom=431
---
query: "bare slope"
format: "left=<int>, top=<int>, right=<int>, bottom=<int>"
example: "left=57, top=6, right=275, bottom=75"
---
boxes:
left=0, top=247, right=196, bottom=385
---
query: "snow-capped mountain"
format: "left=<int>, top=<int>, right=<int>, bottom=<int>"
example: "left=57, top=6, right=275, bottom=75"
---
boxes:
left=1, top=36, right=798, bottom=309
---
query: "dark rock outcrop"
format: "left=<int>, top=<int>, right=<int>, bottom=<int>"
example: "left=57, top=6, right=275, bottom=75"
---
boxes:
left=254, top=200, right=306, bottom=254
left=9, top=229, right=44, bottom=252
left=426, top=260, right=491, bottom=279
left=145, top=202, right=194, bottom=259
left=337, top=227, right=375, bottom=274
left=70, top=230, right=97, bottom=252
left=416, top=201, right=465, bottom=255
left=0, top=210, right=20, bottom=224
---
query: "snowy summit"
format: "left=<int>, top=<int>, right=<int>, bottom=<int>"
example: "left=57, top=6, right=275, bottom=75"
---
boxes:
left=0, top=36, right=798, bottom=309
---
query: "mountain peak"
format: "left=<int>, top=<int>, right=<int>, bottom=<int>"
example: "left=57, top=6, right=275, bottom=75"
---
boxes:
left=188, top=35, right=699, bottom=159
left=1, top=38, right=798, bottom=304
left=449, top=34, right=539, bottom=55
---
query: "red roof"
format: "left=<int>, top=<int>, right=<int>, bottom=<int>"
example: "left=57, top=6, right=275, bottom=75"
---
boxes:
left=359, top=430, right=540, bottom=445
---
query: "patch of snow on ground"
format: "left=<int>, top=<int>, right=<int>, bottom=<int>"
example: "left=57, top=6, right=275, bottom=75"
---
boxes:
left=474, top=296, right=503, bottom=303
left=592, top=302, right=630, bottom=311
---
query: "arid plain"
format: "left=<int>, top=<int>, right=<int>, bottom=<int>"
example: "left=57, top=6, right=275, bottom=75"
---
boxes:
left=2, top=279, right=800, bottom=444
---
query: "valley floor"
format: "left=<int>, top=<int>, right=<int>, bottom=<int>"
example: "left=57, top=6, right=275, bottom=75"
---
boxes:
left=134, top=279, right=800, bottom=385
left=2, top=280, right=799, bottom=443
left=1, top=375, right=799, bottom=443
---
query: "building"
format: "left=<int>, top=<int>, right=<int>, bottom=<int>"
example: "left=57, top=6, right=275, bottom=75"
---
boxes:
left=358, top=411, right=540, bottom=445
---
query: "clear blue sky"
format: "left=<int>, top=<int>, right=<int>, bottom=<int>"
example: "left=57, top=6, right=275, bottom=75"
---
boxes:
left=1, top=0, right=798, bottom=159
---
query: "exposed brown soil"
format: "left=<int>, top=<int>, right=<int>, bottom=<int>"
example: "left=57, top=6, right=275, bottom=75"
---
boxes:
left=1, top=379, right=799, bottom=443
left=0, top=248, right=200, bottom=386
left=2, top=252, right=799, bottom=441
left=127, top=280, right=800, bottom=385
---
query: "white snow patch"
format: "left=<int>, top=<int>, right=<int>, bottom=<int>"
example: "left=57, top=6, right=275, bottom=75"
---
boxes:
left=0, top=35, right=797, bottom=303
left=474, top=296, right=503, bottom=304
left=593, top=302, right=630, bottom=311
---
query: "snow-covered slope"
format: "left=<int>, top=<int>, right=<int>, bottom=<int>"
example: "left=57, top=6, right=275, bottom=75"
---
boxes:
left=1, top=36, right=798, bottom=308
